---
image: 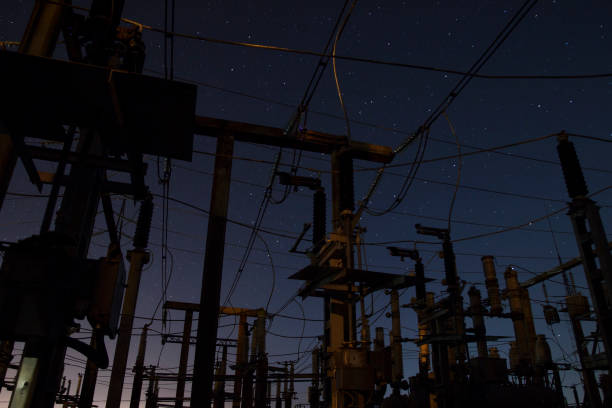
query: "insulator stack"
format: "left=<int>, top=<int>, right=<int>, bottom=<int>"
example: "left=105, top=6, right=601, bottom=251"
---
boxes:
left=313, top=189, right=326, bottom=249
left=133, top=194, right=153, bottom=249
left=481, top=256, right=502, bottom=315
left=557, top=133, right=588, bottom=198
left=505, top=267, right=537, bottom=373
left=312, top=348, right=319, bottom=387
left=468, top=286, right=488, bottom=358
left=338, top=153, right=354, bottom=212
left=508, top=342, right=520, bottom=371
left=390, top=289, right=403, bottom=383
left=534, top=335, right=553, bottom=368
left=374, top=327, right=385, bottom=351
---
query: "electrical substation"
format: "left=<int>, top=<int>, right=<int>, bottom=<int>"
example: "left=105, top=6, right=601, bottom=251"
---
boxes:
left=0, top=1, right=611, bottom=408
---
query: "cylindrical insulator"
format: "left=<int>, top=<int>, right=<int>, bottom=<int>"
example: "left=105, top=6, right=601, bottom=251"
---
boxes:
left=481, top=256, right=502, bottom=315
left=338, top=154, right=354, bottom=212
left=426, top=292, right=435, bottom=307
left=508, top=342, right=520, bottom=371
left=534, top=335, right=553, bottom=368
left=468, top=286, right=488, bottom=358
left=374, top=327, right=385, bottom=351
left=134, top=195, right=153, bottom=249
left=312, top=189, right=326, bottom=249
left=311, top=348, right=319, bottom=386
left=557, top=134, right=588, bottom=198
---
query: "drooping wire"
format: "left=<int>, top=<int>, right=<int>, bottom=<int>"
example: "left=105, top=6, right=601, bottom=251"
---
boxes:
left=332, top=0, right=359, bottom=141
left=222, top=149, right=283, bottom=306
left=257, top=232, right=277, bottom=313
left=286, top=0, right=352, bottom=134
left=363, top=0, right=540, bottom=216
left=279, top=0, right=353, bottom=205
left=443, top=111, right=462, bottom=233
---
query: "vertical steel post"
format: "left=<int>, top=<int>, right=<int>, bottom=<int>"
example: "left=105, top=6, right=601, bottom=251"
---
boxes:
left=129, top=325, right=150, bottom=408
left=276, top=376, right=282, bottom=408
left=233, top=315, right=248, bottom=408
left=78, top=332, right=101, bottom=408
left=567, top=306, right=602, bottom=408
left=175, top=310, right=193, bottom=408
left=191, top=134, right=235, bottom=408
left=283, top=363, right=291, bottom=408
left=107, top=198, right=152, bottom=408
left=214, top=345, right=228, bottom=408
left=557, top=133, right=612, bottom=374
left=255, top=313, right=268, bottom=408
left=242, top=321, right=256, bottom=408
left=390, top=289, right=403, bottom=389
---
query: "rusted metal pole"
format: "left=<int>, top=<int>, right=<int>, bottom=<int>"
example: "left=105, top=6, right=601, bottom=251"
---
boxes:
left=191, top=133, right=235, bottom=408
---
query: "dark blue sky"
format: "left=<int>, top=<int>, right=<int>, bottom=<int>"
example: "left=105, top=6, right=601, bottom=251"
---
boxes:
left=2, top=0, right=612, bottom=406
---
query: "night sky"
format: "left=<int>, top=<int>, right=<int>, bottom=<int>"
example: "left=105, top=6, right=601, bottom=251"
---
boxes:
left=2, top=0, right=612, bottom=406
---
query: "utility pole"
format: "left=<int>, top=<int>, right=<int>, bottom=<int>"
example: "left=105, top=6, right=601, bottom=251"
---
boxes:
left=191, top=134, right=235, bottom=408
left=557, top=132, right=612, bottom=375
left=106, top=196, right=153, bottom=408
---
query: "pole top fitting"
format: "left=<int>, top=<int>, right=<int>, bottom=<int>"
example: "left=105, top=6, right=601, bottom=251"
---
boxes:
left=557, top=130, right=569, bottom=142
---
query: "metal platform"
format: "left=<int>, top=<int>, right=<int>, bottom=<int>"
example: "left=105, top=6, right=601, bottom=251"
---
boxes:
left=0, top=50, right=197, bottom=161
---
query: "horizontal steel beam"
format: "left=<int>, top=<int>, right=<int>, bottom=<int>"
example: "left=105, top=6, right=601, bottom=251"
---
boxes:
left=521, top=241, right=612, bottom=288
left=163, top=300, right=265, bottom=317
left=28, top=145, right=147, bottom=174
left=194, top=116, right=394, bottom=164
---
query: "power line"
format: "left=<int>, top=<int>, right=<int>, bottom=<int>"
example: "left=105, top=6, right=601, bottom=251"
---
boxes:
left=363, top=0, right=541, bottom=216
left=143, top=70, right=612, bottom=177
left=123, top=11, right=612, bottom=81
